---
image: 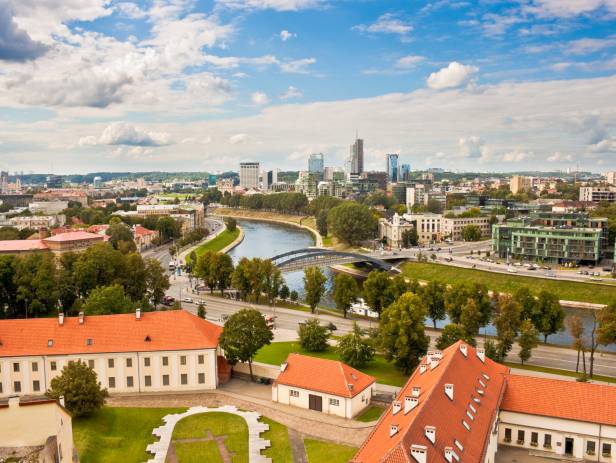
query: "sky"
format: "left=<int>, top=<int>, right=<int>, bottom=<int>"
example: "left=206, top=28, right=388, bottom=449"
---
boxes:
left=0, top=0, right=616, bottom=174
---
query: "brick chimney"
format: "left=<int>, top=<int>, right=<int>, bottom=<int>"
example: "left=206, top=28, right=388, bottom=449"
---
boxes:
left=58, top=313, right=64, bottom=326
left=78, top=312, right=84, bottom=324
left=136, top=308, right=141, bottom=320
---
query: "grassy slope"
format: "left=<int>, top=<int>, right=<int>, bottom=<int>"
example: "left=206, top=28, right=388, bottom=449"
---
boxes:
left=255, top=341, right=407, bottom=387
left=355, top=406, right=385, bottom=423
left=73, top=407, right=185, bottom=463
left=506, top=362, right=616, bottom=383
left=188, top=228, right=240, bottom=262
left=304, top=438, right=358, bottom=463
left=261, top=417, right=294, bottom=463
left=403, top=262, right=616, bottom=305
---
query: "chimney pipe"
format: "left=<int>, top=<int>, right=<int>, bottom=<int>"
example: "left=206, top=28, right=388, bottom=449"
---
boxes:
left=476, top=348, right=485, bottom=363
left=136, top=308, right=141, bottom=320
left=405, top=396, right=419, bottom=414
left=459, top=344, right=468, bottom=357
left=444, top=383, right=454, bottom=401
left=424, top=426, right=436, bottom=444
left=78, top=312, right=84, bottom=324
left=392, top=400, right=401, bottom=415
left=58, top=313, right=64, bottom=326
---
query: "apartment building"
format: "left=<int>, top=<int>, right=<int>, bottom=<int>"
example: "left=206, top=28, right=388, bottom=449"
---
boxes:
left=378, top=213, right=415, bottom=248
left=0, top=310, right=223, bottom=398
left=580, top=186, right=616, bottom=203
left=403, top=213, right=443, bottom=244
left=239, top=162, right=260, bottom=189
left=442, top=215, right=492, bottom=241
left=510, top=175, right=532, bottom=194
left=135, top=203, right=205, bottom=232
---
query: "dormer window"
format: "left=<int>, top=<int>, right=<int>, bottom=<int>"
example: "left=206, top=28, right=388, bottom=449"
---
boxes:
left=144, top=335, right=151, bottom=342
left=482, top=373, right=490, bottom=380
left=47, top=339, right=53, bottom=347
left=390, top=424, right=399, bottom=437
left=86, top=338, right=93, bottom=346
left=455, top=439, right=464, bottom=452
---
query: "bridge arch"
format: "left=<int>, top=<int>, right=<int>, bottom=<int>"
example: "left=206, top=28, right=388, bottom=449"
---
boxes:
left=270, top=248, right=394, bottom=272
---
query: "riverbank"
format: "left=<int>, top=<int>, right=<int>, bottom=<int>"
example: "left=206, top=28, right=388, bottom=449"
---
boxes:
left=185, top=228, right=242, bottom=264
left=211, top=208, right=323, bottom=247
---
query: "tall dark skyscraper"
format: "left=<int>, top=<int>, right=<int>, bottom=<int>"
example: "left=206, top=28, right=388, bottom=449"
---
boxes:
left=349, top=136, right=364, bottom=175
left=386, top=153, right=399, bottom=182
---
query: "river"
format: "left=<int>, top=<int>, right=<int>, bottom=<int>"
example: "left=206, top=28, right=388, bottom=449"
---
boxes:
left=228, top=219, right=613, bottom=352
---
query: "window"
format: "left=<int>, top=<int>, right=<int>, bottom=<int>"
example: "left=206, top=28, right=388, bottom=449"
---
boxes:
left=144, top=357, right=151, bottom=367
left=162, top=356, right=168, bottom=366
left=0, top=382, right=2, bottom=394
left=198, top=373, right=205, bottom=384
left=126, top=358, right=133, bottom=368
left=48, top=339, right=53, bottom=347
left=33, top=380, right=40, bottom=392
left=32, top=362, right=38, bottom=372
left=329, top=398, right=339, bottom=406
left=531, top=432, right=538, bottom=446
left=180, top=356, right=186, bottom=365
left=126, top=376, right=134, bottom=388
left=181, top=373, right=188, bottom=385
left=587, top=441, right=596, bottom=455
left=13, top=362, right=19, bottom=372
left=14, top=381, right=21, bottom=393
left=108, top=377, right=116, bottom=388
left=517, top=430, right=525, bottom=445
left=162, top=374, right=170, bottom=386
left=145, top=375, right=152, bottom=387
left=544, top=434, right=552, bottom=449
left=290, top=390, right=299, bottom=398
left=88, top=360, right=95, bottom=369
left=50, top=361, right=57, bottom=371
left=86, top=338, right=93, bottom=346
left=603, top=443, right=612, bottom=457
left=108, top=358, right=114, bottom=368
left=198, top=355, right=204, bottom=365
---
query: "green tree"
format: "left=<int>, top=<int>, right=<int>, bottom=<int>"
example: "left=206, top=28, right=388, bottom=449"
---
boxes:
left=513, top=286, right=536, bottom=321
left=401, top=228, right=418, bottom=248
left=327, top=202, right=377, bottom=245
left=219, top=309, right=273, bottom=380
left=518, top=318, right=539, bottom=365
left=216, top=253, right=235, bottom=296
left=422, top=281, right=446, bottom=328
left=107, top=222, right=136, bottom=253
left=461, top=224, right=481, bottom=241
left=279, top=284, right=290, bottom=300
left=290, top=290, right=298, bottom=302
left=436, top=323, right=475, bottom=350
left=459, top=299, right=482, bottom=338
left=122, top=252, right=147, bottom=301
left=83, top=284, right=134, bottom=315
left=231, top=257, right=252, bottom=301
left=363, top=270, right=391, bottom=318
left=303, top=267, right=327, bottom=313
left=156, top=216, right=181, bottom=242
left=14, top=253, right=59, bottom=317
left=144, top=258, right=170, bottom=308
left=337, top=322, right=375, bottom=368
left=567, top=315, right=586, bottom=374
left=379, top=293, right=430, bottom=374
left=494, top=295, right=522, bottom=361
left=444, top=283, right=471, bottom=324
left=298, top=318, right=329, bottom=352
left=316, top=209, right=328, bottom=237
left=598, top=300, right=616, bottom=347
left=47, top=360, right=108, bottom=417
left=225, top=217, right=237, bottom=232
left=73, top=243, right=125, bottom=297
left=533, top=290, right=565, bottom=343
left=384, top=274, right=409, bottom=307
left=197, top=302, right=206, bottom=319
left=332, top=273, right=359, bottom=318
left=195, top=251, right=218, bottom=294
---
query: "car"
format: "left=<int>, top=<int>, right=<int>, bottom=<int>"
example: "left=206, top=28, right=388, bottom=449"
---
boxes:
left=183, top=297, right=194, bottom=304
left=327, top=322, right=338, bottom=331
left=445, top=257, right=453, bottom=262
left=528, top=266, right=536, bottom=270
left=220, top=314, right=229, bottom=322
left=507, top=267, right=518, bottom=273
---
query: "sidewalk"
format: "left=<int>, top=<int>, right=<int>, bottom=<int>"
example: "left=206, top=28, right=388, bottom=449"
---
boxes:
left=177, top=218, right=225, bottom=262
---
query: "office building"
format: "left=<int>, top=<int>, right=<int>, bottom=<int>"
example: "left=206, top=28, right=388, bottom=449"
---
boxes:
left=45, top=175, right=64, bottom=189
left=580, top=186, right=616, bottom=203
left=510, top=175, right=532, bottom=194
left=406, top=185, right=426, bottom=208
left=362, top=172, right=388, bottom=190
left=399, top=164, right=411, bottom=182
left=0, top=171, right=8, bottom=194
left=93, top=176, right=103, bottom=189
left=308, top=153, right=324, bottom=174
left=379, top=213, right=416, bottom=248
left=386, top=154, right=399, bottom=182
left=443, top=215, right=492, bottom=241
left=606, top=172, right=616, bottom=185
left=349, top=137, right=364, bottom=175
left=239, top=162, right=260, bottom=189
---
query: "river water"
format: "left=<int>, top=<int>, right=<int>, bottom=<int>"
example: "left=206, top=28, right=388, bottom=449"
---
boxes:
left=229, top=219, right=614, bottom=352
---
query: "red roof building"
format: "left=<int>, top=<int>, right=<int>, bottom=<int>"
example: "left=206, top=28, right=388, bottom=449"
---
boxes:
left=0, top=231, right=105, bottom=255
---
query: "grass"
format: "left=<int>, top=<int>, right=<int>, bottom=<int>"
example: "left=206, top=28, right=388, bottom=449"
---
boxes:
left=254, top=341, right=408, bottom=387
left=188, top=228, right=240, bottom=262
left=73, top=406, right=185, bottom=463
left=213, top=208, right=320, bottom=238
left=261, top=417, right=294, bottom=463
left=172, top=412, right=248, bottom=463
left=355, top=406, right=385, bottom=422
left=402, top=261, right=616, bottom=305
left=505, top=362, right=616, bottom=383
left=174, top=441, right=223, bottom=463
left=304, top=438, right=358, bottom=463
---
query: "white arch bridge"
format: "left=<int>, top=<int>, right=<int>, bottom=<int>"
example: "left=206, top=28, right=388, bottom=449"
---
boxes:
left=270, top=248, right=402, bottom=273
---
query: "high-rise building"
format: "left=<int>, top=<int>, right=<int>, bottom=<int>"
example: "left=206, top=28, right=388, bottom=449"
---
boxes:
left=308, top=153, right=324, bottom=174
left=606, top=171, right=616, bottom=185
left=239, top=162, right=260, bottom=189
left=399, top=164, right=411, bottom=182
left=509, top=175, right=532, bottom=194
left=386, top=154, right=399, bottom=182
left=93, top=176, right=103, bottom=189
left=0, top=171, right=8, bottom=194
left=348, top=136, right=364, bottom=175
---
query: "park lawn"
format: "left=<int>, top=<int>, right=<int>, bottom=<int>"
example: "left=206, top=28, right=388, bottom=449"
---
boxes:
left=174, top=441, right=223, bottom=463
left=73, top=406, right=185, bottom=463
left=189, top=228, right=240, bottom=261
left=172, top=412, right=248, bottom=463
left=261, top=417, right=294, bottom=463
left=505, top=362, right=616, bottom=384
left=402, top=261, right=616, bottom=305
left=304, top=438, right=358, bottom=463
left=254, top=341, right=408, bottom=387
left=355, top=405, right=385, bottom=423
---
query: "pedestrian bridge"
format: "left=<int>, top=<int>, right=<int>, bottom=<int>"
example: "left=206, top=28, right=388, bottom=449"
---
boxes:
left=270, top=248, right=397, bottom=273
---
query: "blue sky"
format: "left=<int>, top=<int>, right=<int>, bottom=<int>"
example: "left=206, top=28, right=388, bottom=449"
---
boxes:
left=0, top=0, right=616, bottom=173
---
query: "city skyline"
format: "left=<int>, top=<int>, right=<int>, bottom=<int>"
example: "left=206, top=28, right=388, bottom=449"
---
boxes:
left=1, top=1, right=616, bottom=173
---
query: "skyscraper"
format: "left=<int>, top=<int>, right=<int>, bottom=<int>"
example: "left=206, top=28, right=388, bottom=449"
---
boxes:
left=239, top=162, right=260, bottom=189
left=349, top=136, right=364, bottom=175
left=308, top=153, right=324, bottom=173
left=0, top=171, right=8, bottom=194
left=399, top=163, right=411, bottom=182
left=386, top=154, right=399, bottom=182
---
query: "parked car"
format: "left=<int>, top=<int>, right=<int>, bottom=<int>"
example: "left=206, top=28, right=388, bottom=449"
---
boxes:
left=507, top=267, right=518, bottom=273
left=183, top=297, right=194, bottom=304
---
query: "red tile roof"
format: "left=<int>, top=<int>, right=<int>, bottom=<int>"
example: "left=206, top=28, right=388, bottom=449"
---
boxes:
left=274, top=353, right=375, bottom=398
left=43, top=231, right=104, bottom=242
left=0, top=239, right=49, bottom=252
left=352, top=342, right=508, bottom=463
left=0, top=310, right=221, bottom=357
left=134, top=225, right=156, bottom=236
left=501, top=374, right=616, bottom=426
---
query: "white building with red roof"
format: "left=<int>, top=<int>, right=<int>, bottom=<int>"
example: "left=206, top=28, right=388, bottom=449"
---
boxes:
left=272, top=353, right=376, bottom=419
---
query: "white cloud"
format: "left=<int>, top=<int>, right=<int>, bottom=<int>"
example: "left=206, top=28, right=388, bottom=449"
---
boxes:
left=280, top=30, right=296, bottom=41
left=427, top=62, right=478, bottom=90
left=459, top=136, right=488, bottom=159
left=502, top=150, right=534, bottom=162
left=523, top=0, right=616, bottom=18
left=202, top=54, right=315, bottom=73
left=79, top=122, right=172, bottom=147
left=216, top=0, right=324, bottom=11
left=251, top=91, right=269, bottom=105
left=280, top=86, right=302, bottom=99
left=566, top=35, right=616, bottom=55
left=229, top=133, right=249, bottom=144
left=279, top=57, right=316, bottom=73
left=0, top=2, right=48, bottom=61
left=395, top=55, right=425, bottom=69
left=589, top=138, right=616, bottom=152
left=114, top=2, right=147, bottom=19
left=353, top=13, right=413, bottom=41
left=548, top=152, right=574, bottom=162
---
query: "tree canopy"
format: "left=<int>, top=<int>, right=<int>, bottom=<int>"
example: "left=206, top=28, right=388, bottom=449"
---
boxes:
left=47, top=360, right=108, bottom=417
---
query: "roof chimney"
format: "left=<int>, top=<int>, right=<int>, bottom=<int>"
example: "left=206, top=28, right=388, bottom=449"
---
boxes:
left=390, top=424, right=399, bottom=437
left=476, top=347, right=485, bottom=363
left=58, top=313, right=64, bottom=326
left=419, top=364, right=428, bottom=374
left=78, top=312, right=84, bottom=324
left=136, top=308, right=141, bottom=320
left=411, top=386, right=421, bottom=397
left=430, top=358, right=440, bottom=370
left=59, top=396, right=65, bottom=407
left=410, top=445, right=427, bottom=463
left=405, top=396, right=419, bottom=414
left=392, top=400, right=402, bottom=415
left=444, top=447, right=455, bottom=463
left=459, top=344, right=468, bottom=357
left=424, top=426, right=436, bottom=444
left=281, top=362, right=288, bottom=372
left=444, top=383, right=454, bottom=401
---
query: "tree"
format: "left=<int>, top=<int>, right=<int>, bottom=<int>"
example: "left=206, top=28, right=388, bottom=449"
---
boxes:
left=47, top=360, right=108, bottom=417
left=598, top=300, right=616, bottom=349
left=567, top=315, right=586, bottom=373
left=462, top=224, right=481, bottom=242
left=156, top=216, right=180, bottom=242
left=379, top=293, right=430, bottom=374
left=459, top=299, right=482, bottom=338
left=14, top=253, right=59, bottom=317
left=337, top=322, right=375, bottom=367
left=513, top=286, right=536, bottom=321
left=518, top=318, right=539, bottom=365
left=327, top=202, right=377, bottom=245
left=384, top=274, right=409, bottom=307
left=216, top=253, right=235, bottom=296
left=444, top=283, right=472, bottom=324
left=303, top=267, right=327, bottom=313
left=107, top=222, right=136, bottom=252
left=144, top=258, right=170, bottom=308
left=197, top=302, right=206, bottom=319
left=289, top=290, right=298, bottom=302
left=83, top=284, right=134, bottom=315
left=279, top=284, right=290, bottom=300
left=122, top=252, right=147, bottom=301
left=484, top=339, right=499, bottom=361
left=225, top=217, right=237, bottom=232
left=316, top=209, right=328, bottom=237
left=533, top=290, right=565, bottom=343
left=332, top=273, right=359, bottom=318
left=401, top=228, right=418, bottom=248
left=493, top=295, right=522, bottom=361
left=195, top=251, right=217, bottom=294
left=231, top=257, right=252, bottom=301
left=298, top=318, right=329, bottom=352
left=436, top=323, right=475, bottom=350
left=219, top=309, right=273, bottom=380
left=363, top=271, right=391, bottom=318
left=261, top=259, right=284, bottom=305
left=422, top=281, right=446, bottom=328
